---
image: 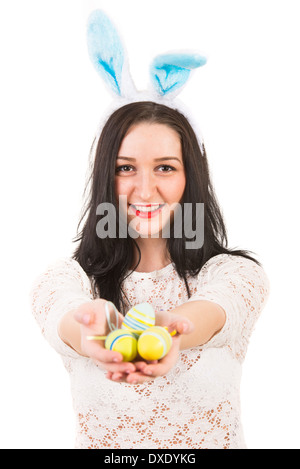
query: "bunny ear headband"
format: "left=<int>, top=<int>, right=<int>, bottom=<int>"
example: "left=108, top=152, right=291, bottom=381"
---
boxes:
left=86, top=10, right=207, bottom=146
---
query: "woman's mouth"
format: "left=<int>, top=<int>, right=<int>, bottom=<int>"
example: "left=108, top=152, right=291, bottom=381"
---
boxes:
left=129, top=203, right=166, bottom=219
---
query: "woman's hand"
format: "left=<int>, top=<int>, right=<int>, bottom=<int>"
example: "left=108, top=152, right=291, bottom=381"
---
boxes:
left=106, top=311, right=194, bottom=384
left=73, top=299, right=137, bottom=376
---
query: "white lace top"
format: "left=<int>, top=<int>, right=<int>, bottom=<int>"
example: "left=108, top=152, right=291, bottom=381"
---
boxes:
left=30, top=254, right=269, bottom=449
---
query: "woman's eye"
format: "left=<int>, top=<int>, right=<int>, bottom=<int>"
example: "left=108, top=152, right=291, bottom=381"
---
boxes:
left=115, top=165, right=134, bottom=173
left=157, top=165, right=176, bottom=172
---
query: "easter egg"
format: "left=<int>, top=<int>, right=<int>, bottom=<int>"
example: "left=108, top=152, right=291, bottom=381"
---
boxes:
left=137, top=326, right=172, bottom=361
left=122, top=303, right=155, bottom=335
left=105, top=329, right=137, bottom=362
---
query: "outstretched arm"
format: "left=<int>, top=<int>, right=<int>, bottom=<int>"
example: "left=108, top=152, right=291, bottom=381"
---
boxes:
left=166, top=300, right=226, bottom=350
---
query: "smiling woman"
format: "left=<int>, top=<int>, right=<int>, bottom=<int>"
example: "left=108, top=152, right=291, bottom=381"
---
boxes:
left=30, top=9, right=270, bottom=449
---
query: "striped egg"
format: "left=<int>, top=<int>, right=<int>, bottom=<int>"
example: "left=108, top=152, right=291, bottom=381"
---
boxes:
left=122, top=303, right=155, bottom=335
left=105, top=329, right=137, bottom=362
left=137, top=326, right=172, bottom=361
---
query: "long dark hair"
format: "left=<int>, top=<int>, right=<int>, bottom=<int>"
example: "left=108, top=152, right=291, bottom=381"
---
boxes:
left=73, top=101, right=258, bottom=313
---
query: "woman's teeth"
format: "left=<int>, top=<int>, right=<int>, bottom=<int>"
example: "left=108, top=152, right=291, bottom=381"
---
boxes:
left=132, top=204, right=164, bottom=213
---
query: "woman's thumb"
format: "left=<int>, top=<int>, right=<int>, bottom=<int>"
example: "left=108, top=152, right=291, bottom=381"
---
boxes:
left=73, top=308, right=95, bottom=326
left=175, top=318, right=194, bottom=335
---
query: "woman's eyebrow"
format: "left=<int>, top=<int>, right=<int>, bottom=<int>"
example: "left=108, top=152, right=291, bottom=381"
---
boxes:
left=117, top=156, right=183, bottom=164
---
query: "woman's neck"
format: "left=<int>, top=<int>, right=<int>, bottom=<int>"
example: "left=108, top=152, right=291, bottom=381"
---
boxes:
left=131, top=238, right=171, bottom=273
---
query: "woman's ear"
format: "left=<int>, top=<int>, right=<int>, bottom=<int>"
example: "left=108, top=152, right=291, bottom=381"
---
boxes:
left=149, top=52, right=207, bottom=98
left=86, top=10, right=136, bottom=98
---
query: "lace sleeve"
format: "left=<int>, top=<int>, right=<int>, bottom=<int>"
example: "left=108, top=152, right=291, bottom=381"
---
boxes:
left=30, top=258, right=94, bottom=358
left=187, top=254, right=270, bottom=360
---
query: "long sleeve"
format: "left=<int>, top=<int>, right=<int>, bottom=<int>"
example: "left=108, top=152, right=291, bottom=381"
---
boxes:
left=187, top=254, right=270, bottom=361
left=30, top=257, right=94, bottom=358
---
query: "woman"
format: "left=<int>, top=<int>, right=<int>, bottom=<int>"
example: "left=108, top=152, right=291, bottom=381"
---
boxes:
left=31, top=101, right=269, bottom=449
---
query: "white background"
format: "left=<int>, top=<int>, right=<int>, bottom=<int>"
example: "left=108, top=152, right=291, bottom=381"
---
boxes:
left=0, top=0, right=299, bottom=449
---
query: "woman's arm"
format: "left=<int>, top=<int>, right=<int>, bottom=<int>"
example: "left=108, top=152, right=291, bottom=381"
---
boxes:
left=164, top=300, right=226, bottom=350
left=58, top=309, right=83, bottom=355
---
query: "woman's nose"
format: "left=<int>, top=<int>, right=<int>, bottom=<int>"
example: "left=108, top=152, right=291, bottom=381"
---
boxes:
left=135, top=171, right=157, bottom=200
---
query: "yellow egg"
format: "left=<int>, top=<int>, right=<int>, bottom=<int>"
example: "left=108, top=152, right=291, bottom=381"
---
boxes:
left=105, top=329, right=137, bottom=362
left=122, top=303, right=155, bottom=335
left=137, top=326, right=172, bottom=361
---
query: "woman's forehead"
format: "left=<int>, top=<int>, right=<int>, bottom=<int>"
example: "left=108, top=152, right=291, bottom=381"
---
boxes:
left=118, top=122, right=182, bottom=159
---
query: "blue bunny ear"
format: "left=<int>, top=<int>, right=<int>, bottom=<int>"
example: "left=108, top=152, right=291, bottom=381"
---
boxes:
left=149, top=53, right=207, bottom=97
left=87, top=10, right=129, bottom=96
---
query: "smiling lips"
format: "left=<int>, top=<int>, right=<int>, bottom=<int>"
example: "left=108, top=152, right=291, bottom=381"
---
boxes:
left=130, top=203, right=165, bottom=219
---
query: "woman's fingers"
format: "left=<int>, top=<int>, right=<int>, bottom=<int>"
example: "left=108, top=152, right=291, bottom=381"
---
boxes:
left=105, top=371, right=135, bottom=382
left=89, top=344, right=122, bottom=363
left=87, top=340, right=137, bottom=373
left=95, top=359, right=136, bottom=374
left=168, top=318, right=195, bottom=336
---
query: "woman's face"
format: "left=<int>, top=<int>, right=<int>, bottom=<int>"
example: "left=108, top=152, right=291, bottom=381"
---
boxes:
left=115, top=122, right=186, bottom=238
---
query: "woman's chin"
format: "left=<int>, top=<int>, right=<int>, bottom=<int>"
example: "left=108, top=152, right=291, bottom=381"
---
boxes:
left=130, top=222, right=162, bottom=238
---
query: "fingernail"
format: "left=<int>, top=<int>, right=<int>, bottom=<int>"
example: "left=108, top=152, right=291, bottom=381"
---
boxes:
left=145, top=370, right=152, bottom=375
left=182, top=323, right=188, bottom=333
